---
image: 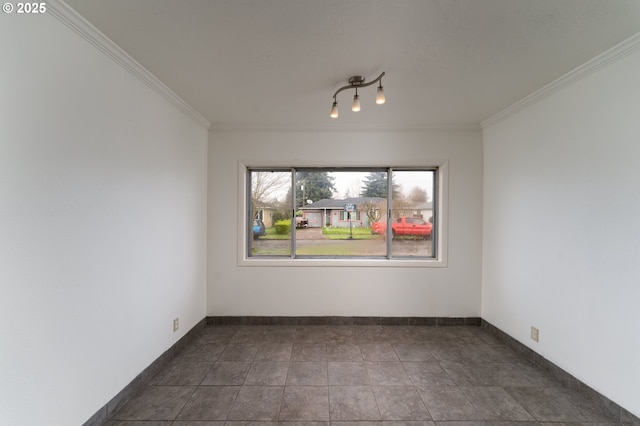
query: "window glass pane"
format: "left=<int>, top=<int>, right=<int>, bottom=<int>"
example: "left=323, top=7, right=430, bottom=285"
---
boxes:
left=390, top=170, right=435, bottom=258
left=249, top=170, right=292, bottom=257
left=247, top=167, right=438, bottom=261
left=295, top=170, right=387, bottom=257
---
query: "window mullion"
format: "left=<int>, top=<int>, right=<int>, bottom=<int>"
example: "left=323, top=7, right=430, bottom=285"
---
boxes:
left=291, top=167, right=296, bottom=259
left=386, top=167, right=392, bottom=259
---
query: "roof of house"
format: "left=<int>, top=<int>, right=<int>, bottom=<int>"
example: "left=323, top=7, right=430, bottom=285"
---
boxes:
left=300, top=197, right=385, bottom=210
left=301, top=198, right=433, bottom=210
left=410, top=202, right=433, bottom=210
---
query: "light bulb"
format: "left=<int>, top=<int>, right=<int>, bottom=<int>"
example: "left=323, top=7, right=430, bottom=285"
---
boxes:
left=376, top=85, right=386, bottom=105
left=329, top=101, right=338, bottom=118
left=352, top=94, right=361, bottom=112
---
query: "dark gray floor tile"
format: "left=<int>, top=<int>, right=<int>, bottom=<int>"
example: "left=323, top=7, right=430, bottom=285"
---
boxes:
left=486, top=362, right=560, bottom=387
left=489, top=344, right=528, bottom=362
left=196, top=327, right=238, bottom=345
left=474, top=329, right=504, bottom=345
left=461, top=386, right=535, bottom=421
left=506, top=387, right=619, bottom=423
left=201, top=326, right=239, bottom=338
left=256, top=343, right=293, bottom=361
left=385, top=329, right=420, bottom=344
left=226, top=422, right=276, bottom=426
left=275, top=422, right=328, bottom=426
left=175, top=343, right=227, bottom=363
left=447, top=328, right=485, bottom=345
left=263, top=327, right=297, bottom=343
left=218, top=344, right=260, bottom=362
left=365, top=362, right=412, bottom=386
left=421, top=328, right=459, bottom=344
left=417, top=387, right=479, bottom=421
left=291, top=343, right=327, bottom=361
left=382, top=422, right=436, bottom=426
left=328, top=362, right=370, bottom=386
left=425, top=343, right=465, bottom=361
left=228, top=386, right=284, bottom=421
left=245, top=362, right=289, bottom=385
left=459, top=344, right=507, bottom=363
left=373, top=386, right=431, bottom=420
left=409, top=327, right=441, bottom=343
left=200, top=362, right=251, bottom=385
left=196, top=332, right=233, bottom=345
left=326, top=327, right=358, bottom=344
left=360, top=343, right=399, bottom=361
left=286, top=362, right=328, bottom=386
left=356, top=327, right=391, bottom=343
left=279, top=386, right=330, bottom=421
left=403, top=362, right=455, bottom=387
left=621, top=407, right=640, bottom=425
left=393, top=343, right=435, bottom=362
left=439, top=361, right=496, bottom=386
left=540, top=423, right=622, bottom=426
left=295, top=326, right=327, bottom=342
left=176, top=386, right=239, bottom=420
left=435, top=422, right=541, bottom=426
left=326, top=343, right=363, bottom=361
left=230, top=328, right=267, bottom=344
left=103, top=325, right=625, bottom=426
left=151, top=361, right=212, bottom=386
left=330, top=422, right=379, bottom=426
left=110, top=386, right=194, bottom=421
left=329, top=386, right=381, bottom=421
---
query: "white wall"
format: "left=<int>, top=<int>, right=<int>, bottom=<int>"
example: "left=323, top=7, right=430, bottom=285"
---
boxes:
left=0, top=12, right=208, bottom=426
left=482, top=44, right=640, bottom=416
left=208, top=130, right=483, bottom=317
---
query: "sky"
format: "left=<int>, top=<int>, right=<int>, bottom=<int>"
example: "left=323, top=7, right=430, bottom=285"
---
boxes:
left=253, top=170, right=434, bottom=203
left=330, top=170, right=433, bottom=200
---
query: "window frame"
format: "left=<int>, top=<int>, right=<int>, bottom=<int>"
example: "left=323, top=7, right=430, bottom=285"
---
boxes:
left=238, top=161, right=448, bottom=268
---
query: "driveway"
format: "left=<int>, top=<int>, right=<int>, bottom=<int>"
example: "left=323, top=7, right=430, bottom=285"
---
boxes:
left=295, top=228, right=325, bottom=240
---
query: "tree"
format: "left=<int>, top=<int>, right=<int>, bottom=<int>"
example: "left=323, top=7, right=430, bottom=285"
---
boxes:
left=342, top=178, right=363, bottom=198
left=408, top=186, right=428, bottom=203
left=360, top=172, right=399, bottom=198
left=360, top=199, right=386, bottom=225
left=294, top=171, right=336, bottom=208
left=250, top=171, right=290, bottom=219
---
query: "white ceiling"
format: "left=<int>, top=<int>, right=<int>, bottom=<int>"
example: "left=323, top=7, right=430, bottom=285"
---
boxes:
left=65, top=0, right=640, bottom=130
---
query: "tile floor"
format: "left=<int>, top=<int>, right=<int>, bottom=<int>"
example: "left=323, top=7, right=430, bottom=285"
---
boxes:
left=106, top=325, right=622, bottom=425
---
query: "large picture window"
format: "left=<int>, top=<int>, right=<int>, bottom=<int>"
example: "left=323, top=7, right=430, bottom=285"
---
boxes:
left=246, top=167, right=442, bottom=263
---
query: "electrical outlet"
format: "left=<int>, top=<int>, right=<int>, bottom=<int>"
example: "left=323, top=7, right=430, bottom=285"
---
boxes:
left=173, top=317, right=179, bottom=332
left=531, top=326, right=539, bottom=342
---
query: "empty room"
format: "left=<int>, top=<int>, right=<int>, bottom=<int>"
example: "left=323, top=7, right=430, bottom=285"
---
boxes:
left=1, top=1, right=639, bottom=425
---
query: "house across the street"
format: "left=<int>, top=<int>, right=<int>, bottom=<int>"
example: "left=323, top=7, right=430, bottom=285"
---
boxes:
left=297, top=197, right=432, bottom=229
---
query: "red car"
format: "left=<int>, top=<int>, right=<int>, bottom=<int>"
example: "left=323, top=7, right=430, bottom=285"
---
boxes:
left=372, top=216, right=432, bottom=239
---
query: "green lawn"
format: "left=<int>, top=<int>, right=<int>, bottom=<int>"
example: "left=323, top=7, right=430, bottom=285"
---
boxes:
left=262, top=227, right=291, bottom=240
left=322, top=227, right=376, bottom=240
left=260, top=226, right=376, bottom=240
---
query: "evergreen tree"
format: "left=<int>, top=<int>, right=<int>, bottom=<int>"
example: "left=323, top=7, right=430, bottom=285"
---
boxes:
left=360, top=172, right=399, bottom=198
left=295, top=171, right=335, bottom=208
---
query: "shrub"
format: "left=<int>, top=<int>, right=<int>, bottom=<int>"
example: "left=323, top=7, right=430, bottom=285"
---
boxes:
left=274, top=219, right=291, bottom=235
left=271, top=210, right=288, bottom=223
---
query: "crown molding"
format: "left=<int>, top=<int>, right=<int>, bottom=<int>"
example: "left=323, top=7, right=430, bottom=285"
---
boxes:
left=47, top=0, right=211, bottom=130
left=209, top=122, right=481, bottom=133
left=481, top=32, right=640, bottom=130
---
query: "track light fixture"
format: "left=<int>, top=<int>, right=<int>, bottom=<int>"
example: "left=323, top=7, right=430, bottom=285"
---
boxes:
left=330, top=71, right=385, bottom=118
